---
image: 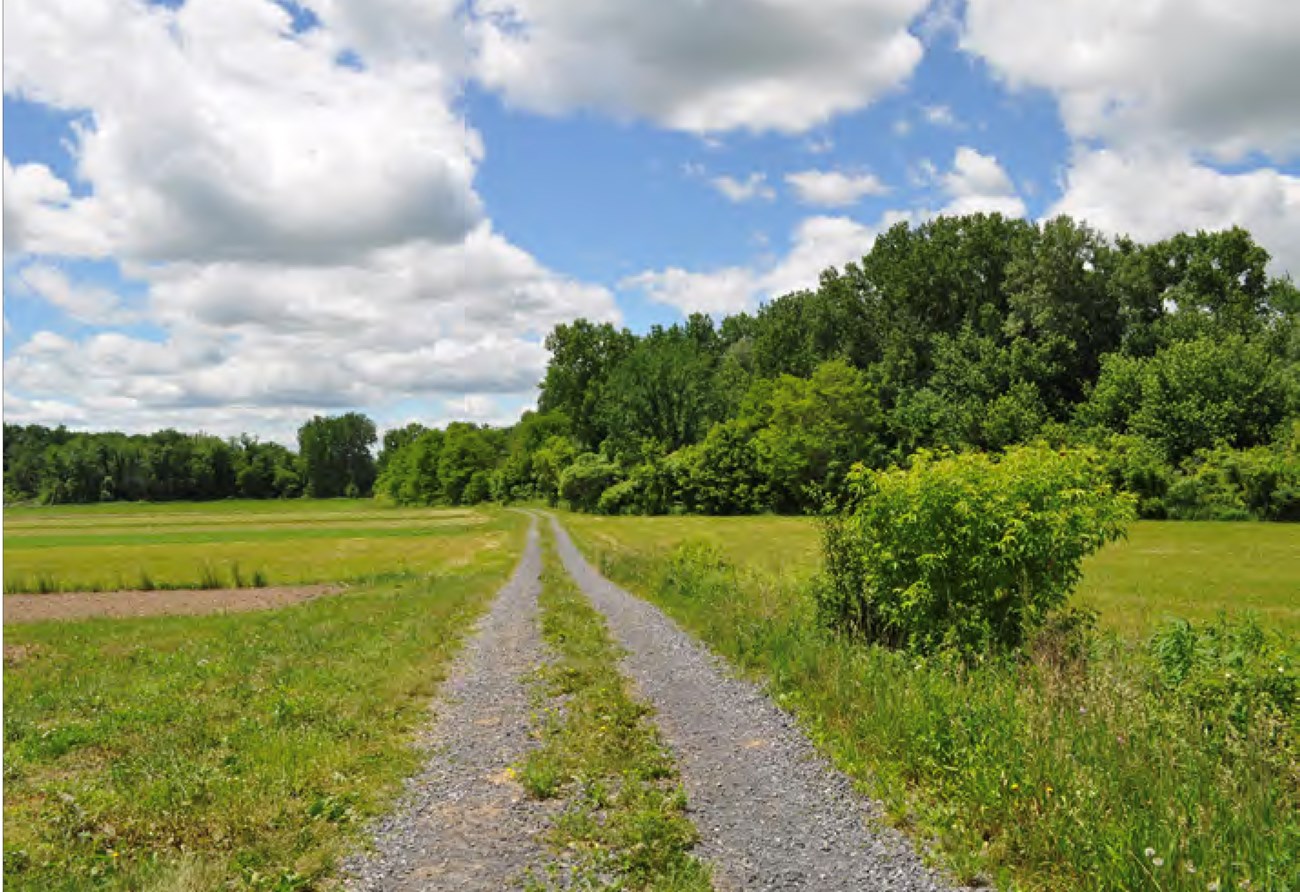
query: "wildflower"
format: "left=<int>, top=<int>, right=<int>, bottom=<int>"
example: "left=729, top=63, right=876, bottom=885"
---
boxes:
left=1152, top=857, right=1165, bottom=867
left=1010, top=783, right=1019, bottom=791
left=1207, top=882, right=1220, bottom=891
left=1187, top=863, right=1197, bottom=874
left=1144, top=848, right=1156, bottom=858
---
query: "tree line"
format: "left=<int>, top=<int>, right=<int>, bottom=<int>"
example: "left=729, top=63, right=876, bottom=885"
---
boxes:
left=8, top=213, right=1299, bottom=519
left=4, top=413, right=377, bottom=504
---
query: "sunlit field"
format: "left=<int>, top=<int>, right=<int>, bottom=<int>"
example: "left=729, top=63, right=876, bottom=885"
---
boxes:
left=559, top=512, right=1300, bottom=636
left=3, top=500, right=513, bottom=593
left=2, top=504, right=529, bottom=890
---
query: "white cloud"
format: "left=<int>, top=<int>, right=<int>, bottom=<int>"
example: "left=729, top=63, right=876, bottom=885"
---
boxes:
left=14, top=264, right=141, bottom=326
left=941, top=146, right=1025, bottom=216
left=2, top=0, right=620, bottom=437
left=922, top=103, right=958, bottom=128
left=962, top=0, right=1300, bottom=162
left=2, top=160, right=111, bottom=257
left=624, top=215, right=878, bottom=316
left=471, top=0, right=929, bottom=134
left=4, top=0, right=482, bottom=265
left=1050, top=148, right=1300, bottom=278
left=711, top=173, right=776, bottom=203
left=786, top=169, right=888, bottom=207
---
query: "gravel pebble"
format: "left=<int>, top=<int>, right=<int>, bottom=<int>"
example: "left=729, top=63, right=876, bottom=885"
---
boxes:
left=549, top=515, right=964, bottom=892
left=342, top=521, right=548, bottom=891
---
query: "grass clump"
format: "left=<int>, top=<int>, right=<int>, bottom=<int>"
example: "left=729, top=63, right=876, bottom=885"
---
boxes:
left=573, top=528, right=1298, bottom=892
left=518, top=526, right=710, bottom=891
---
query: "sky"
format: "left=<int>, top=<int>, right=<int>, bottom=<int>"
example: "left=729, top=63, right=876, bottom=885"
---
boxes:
left=3, top=0, right=1299, bottom=445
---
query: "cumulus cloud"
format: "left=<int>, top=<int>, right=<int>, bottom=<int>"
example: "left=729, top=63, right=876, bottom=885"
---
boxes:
left=2, top=160, right=110, bottom=257
left=4, top=0, right=482, bottom=265
left=962, top=0, right=1300, bottom=162
left=13, top=264, right=141, bottom=326
left=1051, top=148, right=1300, bottom=278
left=470, top=0, right=928, bottom=134
left=2, top=0, right=619, bottom=436
left=786, top=169, right=889, bottom=207
left=940, top=147, right=1025, bottom=216
left=624, top=216, right=878, bottom=316
left=710, top=173, right=776, bottom=203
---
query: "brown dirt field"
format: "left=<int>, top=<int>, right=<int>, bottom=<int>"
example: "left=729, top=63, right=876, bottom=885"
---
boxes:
left=2, top=584, right=341, bottom=624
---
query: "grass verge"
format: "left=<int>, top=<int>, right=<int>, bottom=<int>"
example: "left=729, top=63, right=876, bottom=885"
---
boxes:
left=516, top=524, right=710, bottom=891
left=2, top=517, right=526, bottom=891
left=566, top=524, right=1298, bottom=892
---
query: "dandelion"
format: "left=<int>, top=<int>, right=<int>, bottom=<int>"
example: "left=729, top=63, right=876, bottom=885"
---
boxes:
left=1010, top=783, right=1020, bottom=791
left=1207, top=882, right=1220, bottom=891
left=1144, top=848, right=1156, bottom=858
left=1152, top=857, right=1165, bottom=867
left=1187, top=863, right=1197, bottom=874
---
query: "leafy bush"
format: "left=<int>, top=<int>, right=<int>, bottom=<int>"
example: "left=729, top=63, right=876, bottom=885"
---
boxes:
left=1165, top=444, right=1300, bottom=521
left=596, top=478, right=640, bottom=515
left=559, top=452, right=622, bottom=512
left=818, top=446, right=1135, bottom=654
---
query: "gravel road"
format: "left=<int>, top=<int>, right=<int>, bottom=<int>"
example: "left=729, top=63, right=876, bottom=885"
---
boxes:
left=548, top=514, right=958, bottom=892
left=343, top=520, right=550, bottom=891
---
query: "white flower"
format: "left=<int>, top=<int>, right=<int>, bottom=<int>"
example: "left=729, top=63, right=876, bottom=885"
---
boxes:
left=1144, top=847, right=1156, bottom=858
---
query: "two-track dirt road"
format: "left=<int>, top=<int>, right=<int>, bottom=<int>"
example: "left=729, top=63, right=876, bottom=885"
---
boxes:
left=344, top=515, right=959, bottom=890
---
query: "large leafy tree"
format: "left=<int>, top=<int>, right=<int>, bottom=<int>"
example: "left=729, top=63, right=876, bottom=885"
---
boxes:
left=538, top=320, right=636, bottom=449
left=297, top=412, right=378, bottom=498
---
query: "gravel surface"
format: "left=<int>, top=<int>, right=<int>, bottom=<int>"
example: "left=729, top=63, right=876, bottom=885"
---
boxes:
left=548, top=515, right=961, bottom=892
left=343, top=520, right=550, bottom=891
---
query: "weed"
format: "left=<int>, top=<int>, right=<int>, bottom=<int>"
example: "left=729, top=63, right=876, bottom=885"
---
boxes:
left=196, top=563, right=223, bottom=590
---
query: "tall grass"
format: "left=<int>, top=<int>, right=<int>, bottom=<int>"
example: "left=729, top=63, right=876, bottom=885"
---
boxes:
left=580, top=536, right=1298, bottom=892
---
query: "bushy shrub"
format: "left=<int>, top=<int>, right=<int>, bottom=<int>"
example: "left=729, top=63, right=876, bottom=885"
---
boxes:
left=559, top=452, right=622, bottom=512
left=1166, top=443, right=1300, bottom=521
left=1093, top=434, right=1173, bottom=518
left=596, top=478, right=640, bottom=515
left=818, top=446, right=1135, bottom=655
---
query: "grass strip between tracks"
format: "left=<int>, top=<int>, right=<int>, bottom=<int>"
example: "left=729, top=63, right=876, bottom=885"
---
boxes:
left=516, top=522, right=711, bottom=891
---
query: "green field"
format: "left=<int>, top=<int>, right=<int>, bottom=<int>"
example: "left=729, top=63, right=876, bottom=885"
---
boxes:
left=564, top=514, right=1298, bottom=891
left=3, top=500, right=509, bottom=593
left=2, top=503, right=529, bottom=890
left=559, top=512, right=1300, bottom=636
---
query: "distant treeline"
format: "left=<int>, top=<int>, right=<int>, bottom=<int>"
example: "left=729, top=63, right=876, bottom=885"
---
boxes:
left=8, top=214, right=1299, bottom=519
left=4, top=413, right=378, bottom=504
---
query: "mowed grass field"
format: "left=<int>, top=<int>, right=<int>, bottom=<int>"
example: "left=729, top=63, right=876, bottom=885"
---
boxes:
left=4, top=500, right=506, bottom=593
left=2, top=502, right=529, bottom=890
left=559, top=512, right=1300, bottom=636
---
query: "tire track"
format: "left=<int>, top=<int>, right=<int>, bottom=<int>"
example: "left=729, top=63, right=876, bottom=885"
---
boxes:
left=343, top=520, right=550, bottom=891
left=547, top=514, right=959, bottom=892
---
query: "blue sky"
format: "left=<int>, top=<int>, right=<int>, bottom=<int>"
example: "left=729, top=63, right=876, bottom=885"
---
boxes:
left=4, top=0, right=1299, bottom=443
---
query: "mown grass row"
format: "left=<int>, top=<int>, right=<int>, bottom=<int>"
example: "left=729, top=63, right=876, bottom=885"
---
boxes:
left=568, top=529, right=1298, bottom=892
left=2, top=520, right=526, bottom=891
left=2, top=508, right=512, bottom=594
left=516, top=525, right=710, bottom=891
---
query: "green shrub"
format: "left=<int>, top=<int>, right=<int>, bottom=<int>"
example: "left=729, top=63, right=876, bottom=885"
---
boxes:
left=559, top=453, right=622, bottom=513
left=819, top=446, right=1135, bottom=654
left=596, top=478, right=640, bottom=515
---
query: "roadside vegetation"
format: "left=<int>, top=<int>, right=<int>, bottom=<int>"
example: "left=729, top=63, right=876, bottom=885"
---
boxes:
left=564, top=478, right=1298, bottom=892
left=2, top=501, right=508, bottom=594
left=2, top=513, right=527, bottom=891
left=517, top=524, right=710, bottom=890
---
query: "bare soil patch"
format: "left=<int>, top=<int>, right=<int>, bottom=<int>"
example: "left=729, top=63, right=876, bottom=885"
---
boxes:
left=3, top=584, right=341, bottom=624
